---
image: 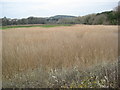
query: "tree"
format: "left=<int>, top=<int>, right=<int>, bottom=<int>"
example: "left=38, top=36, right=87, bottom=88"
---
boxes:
left=2, top=17, right=10, bottom=26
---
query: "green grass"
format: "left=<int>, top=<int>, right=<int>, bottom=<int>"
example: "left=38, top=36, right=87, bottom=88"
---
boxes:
left=1, top=24, right=72, bottom=30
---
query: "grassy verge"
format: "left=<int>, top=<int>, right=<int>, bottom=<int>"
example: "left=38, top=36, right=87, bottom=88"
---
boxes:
left=1, top=24, right=72, bottom=30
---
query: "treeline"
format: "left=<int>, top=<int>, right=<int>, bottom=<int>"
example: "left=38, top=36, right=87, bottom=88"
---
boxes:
left=1, top=10, right=120, bottom=26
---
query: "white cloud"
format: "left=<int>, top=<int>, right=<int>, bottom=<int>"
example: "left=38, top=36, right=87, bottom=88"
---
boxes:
left=1, top=0, right=119, bottom=2
left=0, top=0, right=119, bottom=18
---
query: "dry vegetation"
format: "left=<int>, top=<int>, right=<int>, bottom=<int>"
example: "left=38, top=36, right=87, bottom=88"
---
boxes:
left=2, top=25, right=118, bottom=88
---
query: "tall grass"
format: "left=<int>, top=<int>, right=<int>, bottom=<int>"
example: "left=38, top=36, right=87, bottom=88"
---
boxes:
left=2, top=25, right=118, bottom=88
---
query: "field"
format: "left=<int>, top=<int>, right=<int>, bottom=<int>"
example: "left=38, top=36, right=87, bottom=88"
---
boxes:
left=1, top=24, right=72, bottom=30
left=2, top=25, right=118, bottom=88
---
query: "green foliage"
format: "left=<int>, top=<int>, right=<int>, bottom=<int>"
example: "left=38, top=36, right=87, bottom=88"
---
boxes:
left=107, top=11, right=119, bottom=25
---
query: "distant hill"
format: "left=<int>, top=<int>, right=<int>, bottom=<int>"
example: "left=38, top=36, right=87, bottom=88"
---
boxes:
left=49, top=15, right=76, bottom=20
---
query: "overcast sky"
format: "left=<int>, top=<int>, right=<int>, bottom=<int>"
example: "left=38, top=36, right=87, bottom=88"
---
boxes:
left=0, top=0, right=119, bottom=18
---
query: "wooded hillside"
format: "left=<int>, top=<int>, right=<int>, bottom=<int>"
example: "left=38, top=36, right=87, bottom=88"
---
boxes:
left=1, top=10, right=120, bottom=26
